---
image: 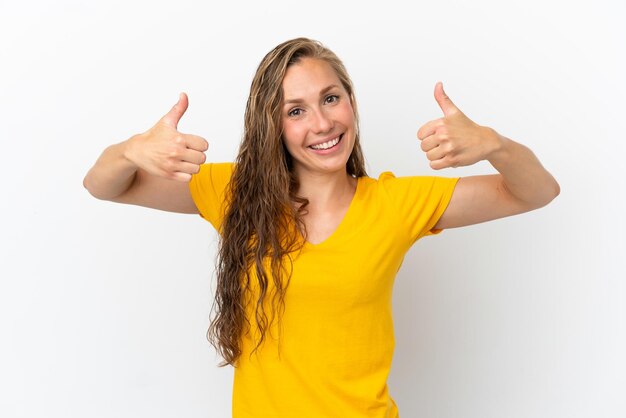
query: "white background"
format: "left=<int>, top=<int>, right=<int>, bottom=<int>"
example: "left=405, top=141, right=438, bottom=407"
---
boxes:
left=1, top=1, right=624, bottom=417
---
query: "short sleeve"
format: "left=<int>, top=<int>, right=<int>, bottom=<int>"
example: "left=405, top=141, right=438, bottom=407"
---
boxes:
left=378, top=172, right=460, bottom=245
left=188, top=162, right=234, bottom=232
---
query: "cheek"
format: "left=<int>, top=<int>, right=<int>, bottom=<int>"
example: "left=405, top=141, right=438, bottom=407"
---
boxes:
left=338, top=102, right=355, bottom=125
left=282, top=122, right=304, bottom=147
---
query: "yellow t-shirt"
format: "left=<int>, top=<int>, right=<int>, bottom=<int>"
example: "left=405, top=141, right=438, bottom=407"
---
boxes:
left=190, top=163, right=459, bottom=418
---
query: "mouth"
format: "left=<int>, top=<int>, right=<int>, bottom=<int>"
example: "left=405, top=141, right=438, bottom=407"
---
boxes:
left=308, top=134, right=343, bottom=151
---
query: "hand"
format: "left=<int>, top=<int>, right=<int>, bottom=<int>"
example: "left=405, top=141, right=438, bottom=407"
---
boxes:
left=125, top=93, right=209, bottom=182
left=417, top=82, right=500, bottom=170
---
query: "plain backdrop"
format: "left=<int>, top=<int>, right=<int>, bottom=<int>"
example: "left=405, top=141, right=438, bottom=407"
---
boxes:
left=1, top=1, right=624, bottom=417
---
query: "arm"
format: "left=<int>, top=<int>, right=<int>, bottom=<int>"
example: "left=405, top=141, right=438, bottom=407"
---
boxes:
left=417, top=82, right=560, bottom=229
left=83, top=93, right=209, bottom=214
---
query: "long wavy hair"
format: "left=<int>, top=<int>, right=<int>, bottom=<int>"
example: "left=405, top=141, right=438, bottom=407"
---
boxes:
left=207, top=38, right=367, bottom=367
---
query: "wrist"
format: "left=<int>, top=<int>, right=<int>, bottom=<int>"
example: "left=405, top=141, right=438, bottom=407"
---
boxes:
left=484, top=128, right=510, bottom=164
left=120, top=135, right=141, bottom=168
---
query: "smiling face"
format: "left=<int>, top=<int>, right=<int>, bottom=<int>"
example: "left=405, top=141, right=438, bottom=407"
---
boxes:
left=281, top=58, right=356, bottom=179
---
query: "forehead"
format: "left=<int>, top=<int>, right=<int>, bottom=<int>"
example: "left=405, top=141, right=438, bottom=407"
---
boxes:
left=282, top=58, right=343, bottom=100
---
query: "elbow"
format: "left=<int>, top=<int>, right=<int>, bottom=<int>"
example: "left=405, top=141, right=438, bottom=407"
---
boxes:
left=83, top=178, right=102, bottom=200
left=83, top=174, right=95, bottom=196
left=537, top=178, right=560, bottom=209
left=83, top=174, right=91, bottom=191
left=82, top=173, right=108, bottom=201
left=547, top=176, right=561, bottom=203
left=518, top=178, right=560, bottom=212
left=553, top=179, right=561, bottom=200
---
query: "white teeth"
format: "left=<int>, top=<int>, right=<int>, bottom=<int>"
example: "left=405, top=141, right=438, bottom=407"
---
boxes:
left=310, top=136, right=340, bottom=150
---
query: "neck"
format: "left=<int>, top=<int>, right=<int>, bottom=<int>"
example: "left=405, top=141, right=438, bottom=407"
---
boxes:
left=294, top=168, right=357, bottom=211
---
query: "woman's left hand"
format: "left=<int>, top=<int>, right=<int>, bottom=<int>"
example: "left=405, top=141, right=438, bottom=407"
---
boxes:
left=417, top=82, right=502, bottom=170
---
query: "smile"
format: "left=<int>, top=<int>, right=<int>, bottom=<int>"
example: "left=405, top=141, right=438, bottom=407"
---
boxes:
left=309, top=134, right=343, bottom=150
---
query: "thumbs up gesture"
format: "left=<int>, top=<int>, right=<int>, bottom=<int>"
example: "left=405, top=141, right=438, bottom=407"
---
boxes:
left=125, top=93, right=209, bottom=182
left=417, top=82, right=500, bottom=170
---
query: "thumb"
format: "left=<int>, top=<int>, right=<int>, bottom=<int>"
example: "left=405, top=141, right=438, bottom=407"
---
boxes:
left=160, top=92, right=189, bottom=129
left=434, top=82, right=460, bottom=117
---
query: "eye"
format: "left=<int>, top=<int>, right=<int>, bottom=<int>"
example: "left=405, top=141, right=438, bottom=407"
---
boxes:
left=287, top=108, right=302, bottom=117
left=325, top=94, right=339, bottom=104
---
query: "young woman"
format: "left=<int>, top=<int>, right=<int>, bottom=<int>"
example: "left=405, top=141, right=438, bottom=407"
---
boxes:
left=84, top=38, right=559, bottom=417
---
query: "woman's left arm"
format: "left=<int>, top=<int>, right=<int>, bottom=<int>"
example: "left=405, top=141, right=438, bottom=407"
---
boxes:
left=418, top=82, right=560, bottom=230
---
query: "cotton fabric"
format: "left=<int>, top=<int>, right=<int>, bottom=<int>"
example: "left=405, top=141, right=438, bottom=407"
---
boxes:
left=189, top=163, right=459, bottom=418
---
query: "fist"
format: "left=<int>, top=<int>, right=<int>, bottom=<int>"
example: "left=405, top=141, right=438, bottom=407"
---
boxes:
left=417, top=82, right=499, bottom=170
left=126, top=93, right=209, bottom=182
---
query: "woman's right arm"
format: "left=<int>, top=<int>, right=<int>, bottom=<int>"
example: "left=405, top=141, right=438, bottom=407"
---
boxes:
left=83, top=93, right=209, bottom=214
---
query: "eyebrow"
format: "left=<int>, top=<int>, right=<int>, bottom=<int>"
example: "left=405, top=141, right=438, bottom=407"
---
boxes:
left=283, top=84, right=340, bottom=106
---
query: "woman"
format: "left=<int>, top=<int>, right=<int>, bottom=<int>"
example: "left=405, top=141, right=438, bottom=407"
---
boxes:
left=84, top=38, right=559, bottom=417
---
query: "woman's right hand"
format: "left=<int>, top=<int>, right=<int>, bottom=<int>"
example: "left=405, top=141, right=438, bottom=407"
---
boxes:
left=125, top=93, right=209, bottom=182
left=84, top=93, right=209, bottom=213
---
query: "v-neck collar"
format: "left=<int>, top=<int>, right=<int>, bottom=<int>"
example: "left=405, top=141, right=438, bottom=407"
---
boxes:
left=301, top=176, right=362, bottom=249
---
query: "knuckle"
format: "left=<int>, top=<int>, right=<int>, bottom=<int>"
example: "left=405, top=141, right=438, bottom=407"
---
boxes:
left=174, top=173, right=188, bottom=182
left=162, top=159, right=176, bottom=170
left=161, top=169, right=176, bottom=180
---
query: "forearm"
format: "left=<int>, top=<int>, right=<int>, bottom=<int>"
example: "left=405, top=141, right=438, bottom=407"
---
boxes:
left=486, top=129, right=560, bottom=208
left=83, top=138, right=138, bottom=200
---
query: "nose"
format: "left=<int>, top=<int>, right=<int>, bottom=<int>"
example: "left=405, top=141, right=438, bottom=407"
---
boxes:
left=311, top=107, right=333, bottom=134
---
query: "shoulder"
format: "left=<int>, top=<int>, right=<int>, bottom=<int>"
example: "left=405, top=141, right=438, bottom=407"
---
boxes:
left=189, top=162, right=236, bottom=228
left=195, top=162, right=235, bottom=179
left=364, top=170, right=459, bottom=196
left=354, top=170, right=460, bottom=243
left=191, top=162, right=235, bottom=191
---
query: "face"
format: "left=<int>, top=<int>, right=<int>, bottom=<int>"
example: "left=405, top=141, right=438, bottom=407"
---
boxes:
left=281, top=58, right=356, bottom=178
